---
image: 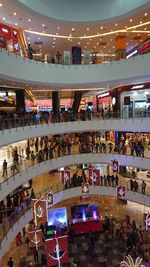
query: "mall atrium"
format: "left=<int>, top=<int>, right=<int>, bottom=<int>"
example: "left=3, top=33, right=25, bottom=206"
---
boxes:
left=0, top=0, right=150, bottom=266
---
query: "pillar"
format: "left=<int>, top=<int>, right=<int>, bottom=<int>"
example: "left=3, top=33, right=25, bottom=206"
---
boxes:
left=115, top=36, right=126, bottom=60
left=16, top=89, right=25, bottom=112
left=72, top=91, right=82, bottom=114
left=52, top=91, right=60, bottom=114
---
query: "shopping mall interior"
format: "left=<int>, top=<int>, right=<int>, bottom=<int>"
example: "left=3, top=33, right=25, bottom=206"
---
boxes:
left=0, top=1, right=150, bottom=267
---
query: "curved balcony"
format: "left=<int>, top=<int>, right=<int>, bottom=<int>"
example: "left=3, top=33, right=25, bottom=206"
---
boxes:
left=0, top=115, right=150, bottom=147
left=0, top=48, right=150, bottom=87
left=1, top=153, right=150, bottom=201
left=0, top=184, right=150, bottom=260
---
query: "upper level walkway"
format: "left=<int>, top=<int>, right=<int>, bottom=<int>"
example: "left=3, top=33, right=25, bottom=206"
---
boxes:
left=0, top=114, right=150, bottom=147
left=1, top=153, right=150, bottom=201
left=0, top=184, right=150, bottom=260
left=0, top=48, right=150, bottom=87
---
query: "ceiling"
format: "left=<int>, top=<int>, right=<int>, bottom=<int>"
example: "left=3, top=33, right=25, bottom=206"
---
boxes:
left=0, top=0, right=150, bottom=101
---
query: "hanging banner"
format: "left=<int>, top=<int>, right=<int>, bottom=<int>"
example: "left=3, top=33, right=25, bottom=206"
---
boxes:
left=64, top=51, right=71, bottom=65
left=89, top=168, right=100, bottom=185
left=28, top=229, right=43, bottom=248
left=46, top=235, right=69, bottom=266
left=61, top=170, right=71, bottom=185
left=81, top=182, right=89, bottom=194
left=32, top=199, right=47, bottom=227
left=116, top=186, right=125, bottom=199
left=112, top=159, right=119, bottom=173
left=84, top=50, right=90, bottom=64
left=144, top=213, right=150, bottom=231
left=46, top=191, right=53, bottom=208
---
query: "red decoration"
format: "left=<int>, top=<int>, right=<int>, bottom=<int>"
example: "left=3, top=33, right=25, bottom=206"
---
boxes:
left=61, top=170, right=71, bottom=185
left=81, top=182, right=89, bottom=193
left=89, top=168, right=100, bottom=185
left=32, top=199, right=47, bottom=227
left=112, top=159, right=119, bottom=173
left=28, top=229, right=43, bottom=248
left=46, top=235, right=68, bottom=266
left=116, top=186, right=125, bottom=199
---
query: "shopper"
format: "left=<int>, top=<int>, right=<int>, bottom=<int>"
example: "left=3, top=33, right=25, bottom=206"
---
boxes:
left=27, top=44, right=35, bottom=60
left=7, top=257, right=13, bottom=267
left=141, top=181, right=146, bottom=194
left=2, top=159, right=7, bottom=176
left=33, top=247, right=39, bottom=263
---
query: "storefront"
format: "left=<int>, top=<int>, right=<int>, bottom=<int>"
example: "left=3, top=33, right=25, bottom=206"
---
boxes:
left=120, top=88, right=150, bottom=117
left=97, top=91, right=112, bottom=111
left=0, top=22, right=20, bottom=53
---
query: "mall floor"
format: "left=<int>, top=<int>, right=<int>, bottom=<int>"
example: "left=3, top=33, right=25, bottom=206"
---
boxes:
left=1, top=168, right=150, bottom=267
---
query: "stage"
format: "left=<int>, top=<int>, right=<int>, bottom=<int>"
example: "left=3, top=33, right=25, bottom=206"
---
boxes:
left=72, top=219, right=103, bottom=235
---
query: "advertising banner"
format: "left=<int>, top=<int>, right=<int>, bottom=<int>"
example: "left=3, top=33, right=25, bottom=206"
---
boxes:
left=144, top=213, right=150, bottom=231
left=46, top=235, right=68, bottom=266
left=81, top=182, right=89, bottom=194
left=61, top=170, right=71, bottom=185
left=28, top=229, right=43, bottom=248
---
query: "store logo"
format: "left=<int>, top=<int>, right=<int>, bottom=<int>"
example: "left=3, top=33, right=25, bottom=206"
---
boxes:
left=36, top=205, right=43, bottom=217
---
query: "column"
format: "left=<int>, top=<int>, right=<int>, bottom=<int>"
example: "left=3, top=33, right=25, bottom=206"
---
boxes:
left=16, top=89, right=25, bottom=112
left=72, top=91, right=82, bottom=114
left=115, top=36, right=126, bottom=60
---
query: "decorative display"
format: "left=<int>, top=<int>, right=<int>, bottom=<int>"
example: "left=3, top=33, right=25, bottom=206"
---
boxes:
left=120, top=255, right=145, bottom=267
left=48, top=207, right=67, bottom=228
left=112, top=159, right=119, bottom=173
left=71, top=203, right=99, bottom=223
left=81, top=182, right=89, bottom=193
left=28, top=230, right=43, bottom=248
left=144, top=213, right=150, bottom=231
left=46, top=236, right=68, bottom=267
left=116, top=186, right=125, bottom=199
left=61, top=170, right=71, bottom=185
left=89, top=168, right=100, bottom=185
left=32, top=199, right=47, bottom=227
left=46, top=191, right=53, bottom=208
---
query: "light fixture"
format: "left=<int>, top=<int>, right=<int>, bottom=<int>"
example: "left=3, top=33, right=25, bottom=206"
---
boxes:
left=97, top=32, right=99, bottom=34
left=86, top=27, right=89, bottom=31
left=115, top=23, right=118, bottom=26
left=57, top=26, right=60, bottom=29
left=29, top=27, right=32, bottom=30
left=87, top=42, right=89, bottom=45
left=78, top=42, right=80, bottom=45
left=53, top=37, right=56, bottom=40
left=38, top=37, right=40, bottom=40
left=97, top=42, right=99, bottom=45
left=42, top=24, right=45, bottom=27
left=131, top=84, right=144, bottom=89
left=140, top=21, right=142, bottom=24
left=13, top=12, right=16, bottom=16
left=2, top=17, right=6, bottom=21
left=145, top=13, right=148, bottom=16
left=101, top=26, right=103, bottom=30
left=144, top=28, right=147, bottom=30
left=52, top=41, right=55, bottom=44
left=0, top=3, right=2, bottom=7
left=15, top=22, right=18, bottom=26
left=72, top=28, right=75, bottom=32
left=28, top=18, right=31, bottom=22
left=56, top=32, right=58, bottom=35
left=69, top=33, right=72, bottom=36
left=130, top=18, right=132, bottom=22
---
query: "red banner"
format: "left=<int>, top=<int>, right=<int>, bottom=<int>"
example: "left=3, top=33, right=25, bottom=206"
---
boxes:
left=61, top=170, right=71, bottom=185
left=32, top=199, right=47, bottom=227
left=112, top=159, right=119, bottom=173
left=46, top=191, right=53, bottom=208
left=46, top=235, right=68, bottom=266
left=89, top=168, right=100, bottom=185
left=28, top=229, right=43, bottom=248
left=144, top=213, right=150, bottom=231
left=116, top=186, right=125, bottom=199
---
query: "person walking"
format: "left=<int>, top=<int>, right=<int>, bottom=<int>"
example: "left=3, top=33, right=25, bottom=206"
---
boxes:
left=2, top=159, right=7, bottom=176
left=7, top=257, right=13, bottom=267
left=141, top=181, right=146, bottom=194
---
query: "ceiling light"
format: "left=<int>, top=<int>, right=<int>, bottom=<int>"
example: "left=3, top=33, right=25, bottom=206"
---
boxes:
left=144, top=13, right=148, bottom=16
left=28, top=18, right=31, bottom=22
left=130, top=18, right=132, bottom=22
left=115, top=23, right=118, bottom=26
left=0, top=3, right=3, bottom=7
left=144, top=28, right=147, bottom=30
left=131, top=84, right=144, bottom=89
left=15, top=22, right=18, bottom=26
left=87, top=42, right=89, bottom=45
left=90, top=38, right=92, bottom=41
left=2, top=17, right=6, bottom=21
left=140, top=21, right=142, bottom=24
left=97, top=32, right=99, bottom=35
left=56, top=32, right=58, bottom=35
left=85, top=46, right=87, bottom=48
left=53, top=37, right=56, bottom=40
left=97, top=42, right=99, bottom=45
left=29, top=27, right=32, bottom=30
left=94, top=46, right=96, bottom=49
left=52, top=41, right=55, bottom=44
left=42, top=24, right=45, bottom=27
left=101, top=26, right=103, bottom=30
left=57, top=26, right=60, bottom=29
left=86, top=27, right=89, bottom=31
left=13, top=12, right=16, bottom=15
left=38, top=37, right=40, bottom=40
left=110, top=39, right=112, bottom=41
left=69, top=33, right=72, bottom=36
left=78, top=42, right=80, bottom=45
left=72, top=28, right=75, bottom=32
left=43, top=30, right=45, bottom=33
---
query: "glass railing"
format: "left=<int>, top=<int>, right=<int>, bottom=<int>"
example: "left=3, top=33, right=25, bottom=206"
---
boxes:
left=0, top=180, right=150, bottom=246
left=0, top=147, right=150, bottom=187
left=0, top=110, right=150, bottom=131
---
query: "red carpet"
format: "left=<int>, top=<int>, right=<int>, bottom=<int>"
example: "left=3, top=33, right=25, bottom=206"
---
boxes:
left=73, top=220, right=103, bottom=235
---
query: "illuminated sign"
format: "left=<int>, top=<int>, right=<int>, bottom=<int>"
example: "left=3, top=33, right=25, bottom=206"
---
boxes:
left=2, top=28, right=8, bottom=33
left=97, top=92, right=110, bottom=98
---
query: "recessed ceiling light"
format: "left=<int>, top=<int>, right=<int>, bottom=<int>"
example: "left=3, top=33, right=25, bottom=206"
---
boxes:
left=38, top=37, right=40, bottom=40
left=86, top=27, right=89, bottom=31
left=87, top=42, right=89, bottom=45
left=15, top=22, right=18, bottom=26
left=29, top=27, right=32, bottom=30
left=85, top=46, right=87, bottom=48
left=111, top=29, right=113, bottom=32
left=56, top=32, right=58, bottom=35
left=84, top=34, right=86, bottom=37
left=144, top=28, right=147, bottom=30
left=2, top=17, right=6, bottom=21
left=0, top=3, right=2, bottom=7
left=52, top=41, right=55, bottom=44
left=72, top=28, right=75, bottom=32
left=144, top=13, right=148, bottom=16
left=69, top=33, right=72, bottom=36
left=43, top=30, right=45, bottom=33
left=113, top=46, right=115, bottom=49
left=90, top=38, right=92, bottom=41
left=97, top=32, right=99, bottom=35
left=57, top=26, right=60, bottom=30
left=78, top=42, right=80, bottom=45
left=28, top=18, right=31, bottom=22
left=130, top=18, right=132, bottom=22
left=13, top=12, right=16, bottom=16
left=42, top=24, right=45, bottom=27
left=115, top=23, right=118, bottom=26
left=53, top=37, right=56, bottom=40
left=140, top=21, right=142, bottom=24
left=100, top=26, right=103, bottom=30
left=110, top=39, right=112, bottom=41
left=97, top=42, right=99, bottom=45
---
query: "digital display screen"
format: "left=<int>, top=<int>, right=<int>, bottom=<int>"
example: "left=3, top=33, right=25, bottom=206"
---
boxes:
left=48, top=207, right=67, bottom=228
